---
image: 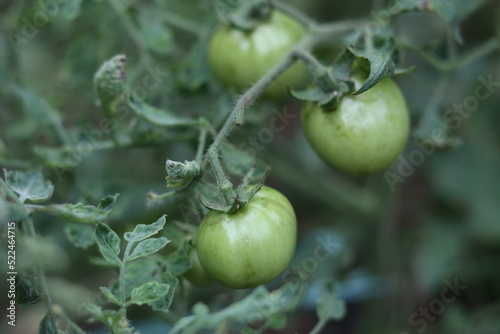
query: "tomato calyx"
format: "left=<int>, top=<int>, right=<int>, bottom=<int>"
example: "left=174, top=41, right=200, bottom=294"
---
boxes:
left=290, top=51, right=356, bottom=110
left=198, top=166, right=270, bottom=214
left=227, top=0, right=273, bottom=31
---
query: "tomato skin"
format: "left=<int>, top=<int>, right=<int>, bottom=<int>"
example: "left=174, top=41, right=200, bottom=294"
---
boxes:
left=184, top=247, right=214, bottom=287
left=301, top=75, right=410, bottom=175
left=208, top=11, right=307, bottom=98
left=196, top=186, right=297, bottom=289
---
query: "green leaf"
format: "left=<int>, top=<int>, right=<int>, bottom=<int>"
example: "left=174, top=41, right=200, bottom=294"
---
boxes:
left=149, top=271, right=177, bottom=312
left=163, top=239, right=192, bottom=276
left=95, top=223, right=121, bottom=266
left=83, top=301, right=103, bottom=318
left=170, top=280, right=306, bottom=333
left=39, top=311, right=59, bottom=334
left=127, top=237, right=170, bottom=262
left=59, top=0, right=84, bottom=21
left=176, top=40, right=210, bottom=90
left=65, top=223, right=95, bottom=249
left=138, top=9, right=174, bottom=56
left=121, top=258, right=178, bottom=312
left=42, top=194, right=119, bottom=224
left=9, top=85, right=67, bottom=142
left=316, top=279, right=347, bottom=323
left=100, top=287, right=121, bottom=306
left=124, top=215, right=166, bottom=242
left=127, top=96, right=199, bottom=127
left=33, top=146, right=77, bottom=169
left=4, top=169, right=54, bottom=203
left=16, top=270, right=42, bottom=306
left=129, top=282, right=170, bottom=306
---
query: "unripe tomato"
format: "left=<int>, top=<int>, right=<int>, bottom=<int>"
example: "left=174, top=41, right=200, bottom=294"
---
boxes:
left=301, top=75, right=410, bottom=175
left=184, top=246, right=214, bottom=287
left=196, top=186, right=297, bottom=289
left=208, top=11, right=307, bottom=98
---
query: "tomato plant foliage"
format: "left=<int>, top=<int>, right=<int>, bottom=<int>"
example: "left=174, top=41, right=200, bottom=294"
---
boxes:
left=1, top=0, right=500, bottom=333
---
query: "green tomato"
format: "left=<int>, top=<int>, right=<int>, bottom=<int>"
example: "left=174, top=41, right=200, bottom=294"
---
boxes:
left=184, top=246, right=214, bottom=287
left=301, top=75, right=410, bottom=175
left=208, top=11, right=307, bottom=98
left=196, top=186, right=297, bottom=289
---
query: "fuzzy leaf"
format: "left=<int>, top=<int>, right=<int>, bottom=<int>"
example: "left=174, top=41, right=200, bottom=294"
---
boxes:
left=4, top=169, right=54, bottom=203
left=127, top=237, right=170, bottom=262
left=129, top=282, right=170, bottom=306
left=65, top=223, right=95, bottom=249
left=42, top=194, right=119, bottom=224
left=124, top=215, right=166, bottom=242
left=127, top=96, right=198, bottom=127
left=100, top=287, right=121, bottom=306
left=95, top=223, right=121, bottom=266
left=163, top=239, right=191, bottom=276
left=170, top=280, right=306, bottom=333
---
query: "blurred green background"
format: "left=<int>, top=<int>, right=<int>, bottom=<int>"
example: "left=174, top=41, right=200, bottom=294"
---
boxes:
left=1, top=0, right=500, bottom=333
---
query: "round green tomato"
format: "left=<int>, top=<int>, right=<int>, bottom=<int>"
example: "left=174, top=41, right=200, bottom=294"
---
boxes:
left=184, top=246, right=214, bottom=287
left=208, top=11, right=307, bottom=98
left=301, top=75, right=410, bottom=175
left=196, top=186, right=297, bottom=289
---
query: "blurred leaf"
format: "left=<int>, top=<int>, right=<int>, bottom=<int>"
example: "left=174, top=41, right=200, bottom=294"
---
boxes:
left=124, top=215, right=166, bottom=242
left=429, top=128, right=500, bottom=243
left=163, top=239, right=191, bottom=276
left=455, top=0, right=491, bottom=19
left=33, top=146, right=77, bottom=169
left=39, top=311, right=59, bottom=334
left=170, top=280, right=306, bottom=333
left=100, top=287, right=121, bottom=306
left=16, top=270, right=42, bottom=306
left=59, top=0, right=84, bottom=21
left=41, top=194, right=119, bottom=224
left=138, top=10, right=174, bottom=55
left=65, top=223, right=95, bottom=249
left=4, top=169, right=54, bottom=203
left=127, top=237, right=170, bottom=262
left=129, top=282, right=170, bottom=306
left=4, top=117, right=39, bottom=140
left=95, top=223, right=121, bottom=266
left=127, top=95, right=199, bottom=127
left=176, top=40, right=210, bottom=90
left=0, top=138, right=9, bottom=158
left=9, top=85, right=68, bottom=142
left=316, top=279, right=347, bottom=322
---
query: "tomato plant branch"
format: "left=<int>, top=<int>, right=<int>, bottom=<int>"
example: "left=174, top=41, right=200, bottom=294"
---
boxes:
left=119, top=243, right=133, bottom=317
left=309, top=318, right=328, bottom=334
left=267, top=148, right=378, bottom=218
left=161, top=11, right=207, bottom=36
left=457, top=37, right=500, bottom=67
left=270, top=0, right=316, bottom=28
